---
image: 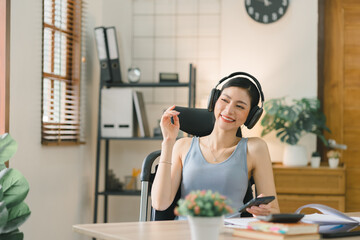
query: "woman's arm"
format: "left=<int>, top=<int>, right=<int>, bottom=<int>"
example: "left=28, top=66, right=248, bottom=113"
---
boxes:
left=151, top=106, right=183, bottom=210
left=246, top=137, right=280, bottom=215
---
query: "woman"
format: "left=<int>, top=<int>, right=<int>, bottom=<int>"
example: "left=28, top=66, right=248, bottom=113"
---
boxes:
left=151, top=75, right=280, bottom=216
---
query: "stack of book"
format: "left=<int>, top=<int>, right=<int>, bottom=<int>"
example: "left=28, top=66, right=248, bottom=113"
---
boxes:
left=232, top=221, right=320, bottom=240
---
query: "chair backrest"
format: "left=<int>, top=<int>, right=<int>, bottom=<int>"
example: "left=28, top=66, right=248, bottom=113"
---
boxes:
left=139, top=107, right=256, bottom=221
left=174, top=106, right=215, bottom=137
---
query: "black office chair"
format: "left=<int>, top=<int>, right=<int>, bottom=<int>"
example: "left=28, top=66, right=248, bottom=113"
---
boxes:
left=139, top=106, right=256, bottom=221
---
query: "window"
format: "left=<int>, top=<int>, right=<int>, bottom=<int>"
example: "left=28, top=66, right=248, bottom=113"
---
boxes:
left=0, top=0, right=10, bottom=134
left=42, top=0, right=83, bottom=144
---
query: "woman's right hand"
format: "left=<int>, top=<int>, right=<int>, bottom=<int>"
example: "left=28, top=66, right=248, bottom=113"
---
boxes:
left=160, top=105, right=180, bottom=142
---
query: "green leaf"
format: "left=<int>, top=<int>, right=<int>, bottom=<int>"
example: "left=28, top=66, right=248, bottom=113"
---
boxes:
left=0, top=169, right=29, bottom=208
left=2, top=202, right=30, bottom=234
left=0, top=185, right=3, bottom=201
left=0, top=229, right=24, bottom=240
left=0, top=134, right=18, bottom=165
left=0, top=168, right=10, bottom=182
left=0, top=201, right=9, bottom=231
left=260, top=97, right=330, bottom=145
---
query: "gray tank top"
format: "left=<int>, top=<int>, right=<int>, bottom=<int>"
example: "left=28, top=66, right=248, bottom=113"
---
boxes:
left=180, top=137, right=249, bottom=211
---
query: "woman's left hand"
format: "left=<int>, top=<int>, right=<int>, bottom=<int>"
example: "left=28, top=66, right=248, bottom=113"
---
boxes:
left=246, top=194, right=273, bottom=216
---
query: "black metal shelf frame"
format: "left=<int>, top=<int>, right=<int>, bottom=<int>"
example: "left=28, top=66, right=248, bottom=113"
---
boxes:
left=93, top=63, right=196, bottom=224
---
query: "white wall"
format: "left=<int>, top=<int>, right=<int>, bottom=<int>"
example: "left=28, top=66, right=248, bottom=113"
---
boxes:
left=9, top=0, right=101, bottom=239
left=8, top=0, right=318, bottom=239
left=220, top=0, right=318, bottom=162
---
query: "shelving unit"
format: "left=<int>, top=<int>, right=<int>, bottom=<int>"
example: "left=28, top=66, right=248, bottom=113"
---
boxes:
left=93, top=64, right=196, bottom=223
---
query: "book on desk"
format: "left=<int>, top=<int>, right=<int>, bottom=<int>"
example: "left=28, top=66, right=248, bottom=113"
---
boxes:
left=232, top=220, right=320, bottom=240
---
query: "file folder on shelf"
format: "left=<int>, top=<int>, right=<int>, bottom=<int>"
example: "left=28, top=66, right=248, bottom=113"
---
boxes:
left=94, top=26, right=122, bottom=84
left=101, top=88, right=135, bottom=138
left=94, top=27, right=112, bottom=83
left=105, top=26, right=122, bottom=83
left=133, top=91, right=150, bottom=137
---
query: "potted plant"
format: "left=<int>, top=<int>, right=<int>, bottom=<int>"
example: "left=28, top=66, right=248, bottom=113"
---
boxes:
left=175, top=190, right=233, bottom=240
left=261, top=97, right=330, bottom=166
left=0, top=133, right=31, bottom=240
left=327, top=150, right=341, bottom=168
left=311, top=151, right=321, bottom=168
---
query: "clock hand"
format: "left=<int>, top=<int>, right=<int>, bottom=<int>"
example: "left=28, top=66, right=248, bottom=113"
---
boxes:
left=264, top=0, right=272, bottom=7
left=255, top=0, right=272, bottom=7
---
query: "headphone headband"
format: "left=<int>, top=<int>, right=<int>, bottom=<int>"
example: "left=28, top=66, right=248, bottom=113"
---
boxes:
left=207, top=71, right=265, bottom=129
left=215, top=72, right=264, bottom=106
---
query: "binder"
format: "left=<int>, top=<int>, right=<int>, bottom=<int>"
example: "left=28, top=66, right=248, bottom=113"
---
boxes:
left=133, top=91, right=150, bottom=137
left=101, top=88, right=135, bottom=137
left=105, top=27, right=122, bottom=83
left=94, top=27, right=112, bottom=83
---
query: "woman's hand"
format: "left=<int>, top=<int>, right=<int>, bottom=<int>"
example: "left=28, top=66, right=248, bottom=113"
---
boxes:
left=246, top=194, right=273, bottom=216
left=160, top=105, right=180, bottom=142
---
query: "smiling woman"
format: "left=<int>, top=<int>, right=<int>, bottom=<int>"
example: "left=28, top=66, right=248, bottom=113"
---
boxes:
left=151, top=72, right=280, bottom=219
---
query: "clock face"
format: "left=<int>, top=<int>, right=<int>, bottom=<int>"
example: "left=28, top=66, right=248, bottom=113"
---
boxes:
left=245, top=0, right=289, bottom=24
left=128, top=67, right=141, bottom=83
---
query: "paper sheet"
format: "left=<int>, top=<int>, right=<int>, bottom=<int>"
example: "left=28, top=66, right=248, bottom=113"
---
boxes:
left=224, top=217, right=258, bottom=228
left=296, top=204, right=360, bottom=225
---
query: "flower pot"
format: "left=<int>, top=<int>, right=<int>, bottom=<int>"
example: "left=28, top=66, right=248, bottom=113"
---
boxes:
left=283, top=144, right=308, bottom=167
left=328, top=158, right=339, bottom=168
left=188, top=215, right=224, bottom=240
left=311, top=156, right=321, bottom=168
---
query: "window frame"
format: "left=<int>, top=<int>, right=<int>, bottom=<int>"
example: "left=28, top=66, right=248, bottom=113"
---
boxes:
left=41, top=0, right=83, bottom=145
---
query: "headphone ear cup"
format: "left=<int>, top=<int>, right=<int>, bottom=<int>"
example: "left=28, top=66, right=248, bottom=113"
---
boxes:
left=245, top=107, right=263, bottom=129
left=207, top=89, right=221, bottom=112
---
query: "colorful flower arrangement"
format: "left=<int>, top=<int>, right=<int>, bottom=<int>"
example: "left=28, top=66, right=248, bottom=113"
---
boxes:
left=327, top=150, right=341, bottom=159
left=174, top=190, right=233, bottom=217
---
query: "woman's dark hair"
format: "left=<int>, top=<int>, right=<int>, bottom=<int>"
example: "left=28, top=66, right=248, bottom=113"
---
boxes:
left=220, top=77, right=260, bottom=109
left=220, top=77, right=261, bottom=137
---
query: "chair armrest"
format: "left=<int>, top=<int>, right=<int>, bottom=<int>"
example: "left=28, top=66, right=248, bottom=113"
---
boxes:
left=140, top=150, right=161, bottom=182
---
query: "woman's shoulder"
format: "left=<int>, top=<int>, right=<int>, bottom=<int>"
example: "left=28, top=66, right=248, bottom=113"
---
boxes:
left=174, top=137, right=194, bottom=151
left=247, top=137, right=269, bottom=154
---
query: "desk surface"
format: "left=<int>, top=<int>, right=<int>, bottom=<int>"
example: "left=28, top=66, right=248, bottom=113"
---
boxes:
left=74, top=213, right=360, bottom=240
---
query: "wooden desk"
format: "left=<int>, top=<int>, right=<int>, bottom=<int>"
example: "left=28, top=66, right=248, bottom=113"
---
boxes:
left=74, top=213, right=360, bottom=240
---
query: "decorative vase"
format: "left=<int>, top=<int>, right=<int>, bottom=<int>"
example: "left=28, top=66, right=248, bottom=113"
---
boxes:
left=283, top=144, right=308, bottom=167
left=328, top=158, right=339, bottom=168
left=188, top=215, right=224, bottom=240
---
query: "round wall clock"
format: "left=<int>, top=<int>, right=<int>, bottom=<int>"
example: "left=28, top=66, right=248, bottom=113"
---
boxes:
left=245, top=0, right=289, bottom=24
left=127, top=66, right=141, bottom=83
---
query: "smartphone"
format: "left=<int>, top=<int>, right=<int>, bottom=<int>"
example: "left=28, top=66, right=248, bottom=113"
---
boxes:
left=238, top=196, right=275, bottom=213
left=256, top=213, right=305, bottom=223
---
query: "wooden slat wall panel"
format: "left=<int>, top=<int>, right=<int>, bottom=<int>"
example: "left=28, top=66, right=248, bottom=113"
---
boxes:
left=346, top=188, right=360, bottom=212
left=346, top=168, right=360, bottom=188
left=344, top=89, right=360, bottom=107
left=343, top=110, right=360, bottom=128
left=0, top=0, right=10, bottom=134
left=343, top=5, right=360, bottom=212
left=323, top=0, right=343, bottom=148
left=324, top=0, right=360, bottom=212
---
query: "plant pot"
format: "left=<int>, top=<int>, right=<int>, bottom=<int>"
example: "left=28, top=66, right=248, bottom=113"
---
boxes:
left=311, top=156, right=321, bottom=168
left=328, top=158, right=339, bottom=168
left=188, top=215, right=224, bottom=240
left=283, top=145, right=308, bottom=167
